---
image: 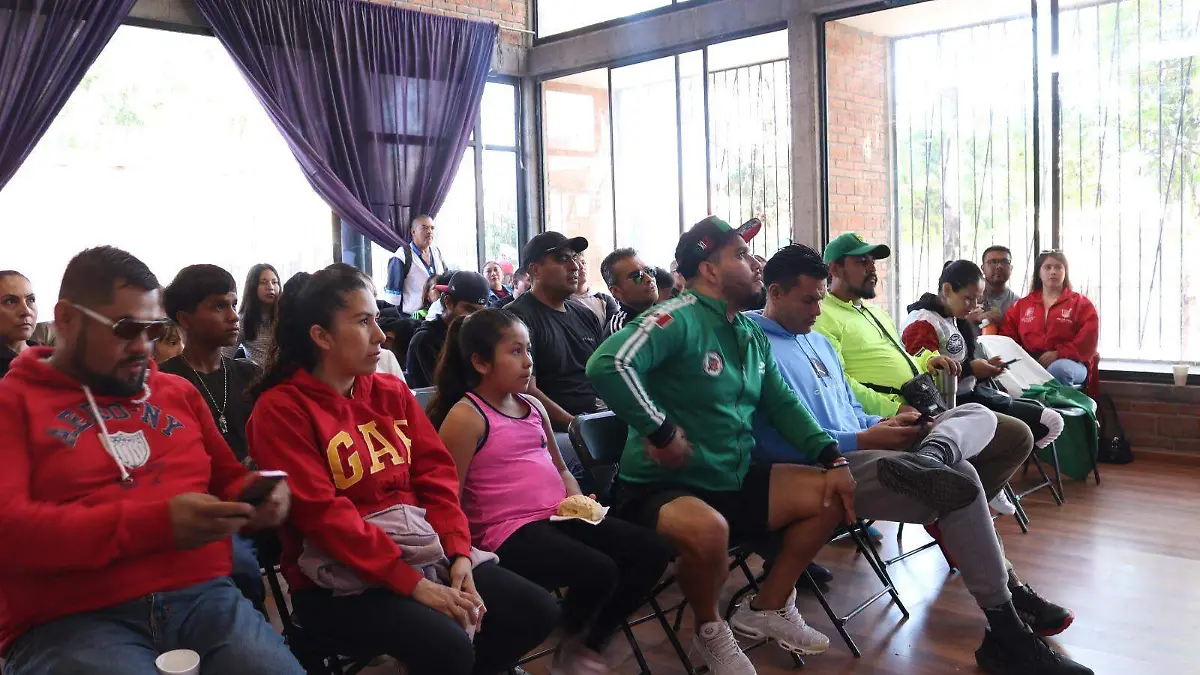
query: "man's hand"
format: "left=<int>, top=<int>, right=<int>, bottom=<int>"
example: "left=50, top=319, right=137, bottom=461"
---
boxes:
left=967, top=307, right=986, bottom=324
left=927, top=355, right=961, bottom=377
left=823, top=466, right=856, bottom=524
left=984, top=310, right=1004, bottom=325
left=412, top=578, right=482, bottom=630
left=449, top=557, right=486, bottom=629
left=1038, top=351, right=1059, bottom=368
left=169, top=493, right=253, bottom=550
left=897, top=403, right=920, bottom=416
left=970, top=357, right=1006, bottom=380
left=241, top=481, right=291, bottom=533
left=860, top=418, right=930, bottom=450
left=884, top=411, right=926, bottom=427
left=645, top=429, right=693, bottom=469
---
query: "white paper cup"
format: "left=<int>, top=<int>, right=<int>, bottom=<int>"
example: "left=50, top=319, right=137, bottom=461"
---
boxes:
left=155, top=649, right=200, bottom=675
left=1174, top=364, right=1190, bottom=387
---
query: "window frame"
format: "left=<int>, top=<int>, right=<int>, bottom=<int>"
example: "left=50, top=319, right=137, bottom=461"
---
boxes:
left=533, top=0, right=727, bottom=45
left=535, top=25, right=791, bottom=266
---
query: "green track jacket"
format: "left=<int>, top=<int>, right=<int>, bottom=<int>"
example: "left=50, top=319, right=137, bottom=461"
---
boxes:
left=586, top=291, right=838, bottom=492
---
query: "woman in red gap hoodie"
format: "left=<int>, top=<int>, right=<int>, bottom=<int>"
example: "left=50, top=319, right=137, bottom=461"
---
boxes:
left=1000, top=251, right=1099, bottom=386
left=246, top=264, right=558, bottom=675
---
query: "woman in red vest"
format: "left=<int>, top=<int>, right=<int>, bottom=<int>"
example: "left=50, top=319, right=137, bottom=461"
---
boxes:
left=1000, top=251, right=1098, bottom=386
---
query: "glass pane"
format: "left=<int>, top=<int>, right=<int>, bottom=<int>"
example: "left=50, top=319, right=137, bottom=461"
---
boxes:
left=483, top=150, right=520, bottom=271
left=612, top=57, right=681, bottom=269
left=538, top=0, right=673, bottom=38
left=709, top=30, right=792, bottom=260
left=1058, top=1, right=1200, bottom=363
left=481, top=81, right=516, bottom=147
left=542, top=69, right=614, bottom=286
left=436, top=148, right=480, bottom=273
left=680, top=51, right=708, bottom=229
left=0, top=26, right=332, bottom=304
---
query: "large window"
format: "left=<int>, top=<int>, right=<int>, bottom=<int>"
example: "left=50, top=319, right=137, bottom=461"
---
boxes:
left=540, top=30, right=792, bottom=283
left=0, top=26, right=333, bottom=301
left=537, top=0, right=693, bottom=39
left=823, top=0, right=1200, bottom=365
left=370, top=79, right=524, bottom=289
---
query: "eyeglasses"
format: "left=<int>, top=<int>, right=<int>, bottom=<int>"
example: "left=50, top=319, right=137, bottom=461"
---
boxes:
left=984, top=258, right=1012, bottom=266
left=72, top=303, right=171, bottom=342
left=626, top=267, right=656, bottom=284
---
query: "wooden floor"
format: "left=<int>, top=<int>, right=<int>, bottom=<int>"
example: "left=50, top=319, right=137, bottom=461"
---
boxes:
left=356, top=457, right=1200, bottom=674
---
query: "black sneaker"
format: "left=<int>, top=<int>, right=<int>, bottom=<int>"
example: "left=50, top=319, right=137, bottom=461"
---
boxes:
left=797, top=562, right=834, bottom=590
left=975, top=627, right=1093, bottom=675
left=1012, top=583, right=1075, bottom=636
left=877, top=453, right=980, bottom=512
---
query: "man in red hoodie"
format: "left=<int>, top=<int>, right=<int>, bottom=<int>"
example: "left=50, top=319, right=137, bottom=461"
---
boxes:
left=0, top=247, right=303, bottom=675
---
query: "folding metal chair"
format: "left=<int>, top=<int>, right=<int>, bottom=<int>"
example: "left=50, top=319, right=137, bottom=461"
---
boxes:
left=808, top=521, right=911, bottom=657
left=410, top=386, right=436, bottom=409
left=569, top=412, right=802, bottom=674
left=255, top=532, right=382, bottom=675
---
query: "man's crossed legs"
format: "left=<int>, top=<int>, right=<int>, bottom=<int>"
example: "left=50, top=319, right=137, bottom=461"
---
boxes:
left=615, top=465, right=845, bottom=675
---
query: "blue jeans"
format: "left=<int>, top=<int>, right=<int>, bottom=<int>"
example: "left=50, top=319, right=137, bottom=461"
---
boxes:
left=1047, top=358, right=1088, bottom=386
left=3, top=578, right=303, bottom=675
left=231, top=535, right=267, bottom=615
left=554, top=432, right=593, bottom=494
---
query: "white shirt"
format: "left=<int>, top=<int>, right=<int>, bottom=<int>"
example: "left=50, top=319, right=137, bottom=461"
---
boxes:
left=395, top=244, right=447, bottom=315
left=376, top=349, right=406, bottom=382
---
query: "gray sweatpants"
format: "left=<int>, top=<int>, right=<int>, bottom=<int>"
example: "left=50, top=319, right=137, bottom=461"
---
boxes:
left=849, top=403, right=1012, bottom=608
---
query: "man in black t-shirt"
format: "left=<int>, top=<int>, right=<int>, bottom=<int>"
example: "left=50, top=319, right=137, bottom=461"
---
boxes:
left=162, top=265, right=266, bottom=615
left=508, top=233, right=607, bottom=486
left=508, top=232, right=606, bottom=423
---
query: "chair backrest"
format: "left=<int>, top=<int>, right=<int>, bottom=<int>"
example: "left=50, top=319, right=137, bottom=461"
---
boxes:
left=411, top=386, right=436, bottom=409
left=568, top=411, right=628, bottom=503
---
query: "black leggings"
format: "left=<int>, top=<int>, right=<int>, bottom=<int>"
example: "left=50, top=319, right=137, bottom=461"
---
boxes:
left=495, top=517, right=673, bottom=651
left=291, top=563, right=558, bottom=675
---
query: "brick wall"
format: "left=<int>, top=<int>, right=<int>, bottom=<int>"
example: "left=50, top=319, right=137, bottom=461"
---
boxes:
left=375, top=0, right=528, bottom=45
left=1103, top=380, right=1200, bottom=456
left=824, top=21, right=891, bottom=306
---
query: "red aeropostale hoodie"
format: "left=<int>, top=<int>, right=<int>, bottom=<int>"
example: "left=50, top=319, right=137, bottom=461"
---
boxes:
left=247, top=369, right=470, bottom=596
left=0, top=347, right=250, bottom=653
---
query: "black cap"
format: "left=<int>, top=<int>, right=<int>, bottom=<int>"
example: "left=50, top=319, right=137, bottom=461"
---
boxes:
left=436, top=271, right=490, bottom=306
left=521, top=231, right=588, bottom=267
left=674, top=216, right=762, bottom=279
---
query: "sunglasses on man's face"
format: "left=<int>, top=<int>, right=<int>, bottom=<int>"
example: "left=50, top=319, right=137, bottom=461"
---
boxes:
left=72, top=303, right=171, bottom=342
left=626, top=267, right=656, bottom=284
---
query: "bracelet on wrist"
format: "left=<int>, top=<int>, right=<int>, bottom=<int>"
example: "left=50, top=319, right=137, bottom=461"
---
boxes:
left=826, top=457, right=850, bottom=470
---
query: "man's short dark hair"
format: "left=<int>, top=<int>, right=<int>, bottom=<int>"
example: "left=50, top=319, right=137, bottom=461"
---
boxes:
left=982, top=245, right=1012, bottom=262
left=59, top=246, right=158, bottom=306
left=763, top=244, right=829, bottom=289
left=164, top=265, right=237, bottom=323
left=653, top=266, right=674, bottom=291
left=600, top=248, right=638, bottom=287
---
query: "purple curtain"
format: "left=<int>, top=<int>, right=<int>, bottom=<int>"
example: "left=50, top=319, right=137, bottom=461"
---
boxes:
left=194, top=0, right=497, bottom=250
left=0, top=0, right=137, bottom=192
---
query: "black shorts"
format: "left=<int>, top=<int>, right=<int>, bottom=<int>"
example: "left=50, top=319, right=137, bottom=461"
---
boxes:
left=611, top=464, right=772, bottom=545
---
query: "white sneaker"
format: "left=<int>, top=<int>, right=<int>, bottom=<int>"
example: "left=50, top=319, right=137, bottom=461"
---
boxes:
left=730, top=590, right=830, bottom=655
left=990, top=491, right=1017, bottom=515
left=693, top=621, right=757, bottom=675
left=550, top=641, right=610, bottom=675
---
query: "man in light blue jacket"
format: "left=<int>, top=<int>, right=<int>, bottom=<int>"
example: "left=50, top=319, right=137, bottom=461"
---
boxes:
left=749, top=244, right=1089, bottom=675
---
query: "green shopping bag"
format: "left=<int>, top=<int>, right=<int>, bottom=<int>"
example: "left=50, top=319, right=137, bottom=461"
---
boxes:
left=1021, top=382, right=1098, bottom=481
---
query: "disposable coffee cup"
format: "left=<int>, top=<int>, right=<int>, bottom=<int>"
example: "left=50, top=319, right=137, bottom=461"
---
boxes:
left=156, top=649, right=200, bottom=675
left=1174, top=364, right=1190, bottom=387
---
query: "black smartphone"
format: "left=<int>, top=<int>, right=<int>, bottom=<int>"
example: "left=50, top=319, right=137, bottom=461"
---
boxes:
left=237, top=470, right=287, bottom=507
left=1000, top=358, right=1020, bottom=369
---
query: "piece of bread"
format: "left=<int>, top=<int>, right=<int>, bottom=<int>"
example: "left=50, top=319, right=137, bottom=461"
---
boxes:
left=556, top=495, right=603, bottom=520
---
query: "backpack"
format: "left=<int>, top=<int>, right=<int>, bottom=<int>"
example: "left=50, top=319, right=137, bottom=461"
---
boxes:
left=384, top=245, right=445, bottom=308
left=1094, top=393, right=1134, bottom=464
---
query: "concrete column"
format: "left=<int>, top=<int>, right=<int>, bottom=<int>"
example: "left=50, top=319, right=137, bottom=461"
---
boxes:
left=788, top=11, right=823, bottom=250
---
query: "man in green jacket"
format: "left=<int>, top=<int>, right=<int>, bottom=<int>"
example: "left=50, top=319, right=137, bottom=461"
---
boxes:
left=587, top=217, right=855, bottom=675
left=814, top=233, right=1033, bottom=503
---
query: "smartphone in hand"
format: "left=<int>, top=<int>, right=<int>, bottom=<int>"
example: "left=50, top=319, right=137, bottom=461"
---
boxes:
left=1000, top=358, right=1020, bottom=369
left=237, top=471, right=287, bottom=507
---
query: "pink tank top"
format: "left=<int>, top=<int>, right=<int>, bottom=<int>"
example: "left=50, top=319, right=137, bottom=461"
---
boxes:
left=460, top=392, right=567, bottom=552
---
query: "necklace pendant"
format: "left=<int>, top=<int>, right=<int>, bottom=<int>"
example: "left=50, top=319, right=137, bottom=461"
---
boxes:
left=218, top=415, right=228, bottom=434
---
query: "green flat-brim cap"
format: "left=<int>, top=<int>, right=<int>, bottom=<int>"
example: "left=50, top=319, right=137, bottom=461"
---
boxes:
left=823, top=232, right=891, bottom=263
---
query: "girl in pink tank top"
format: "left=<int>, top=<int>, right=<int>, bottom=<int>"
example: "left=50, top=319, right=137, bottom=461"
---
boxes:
left=428, top=309, right=671, bottom=674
